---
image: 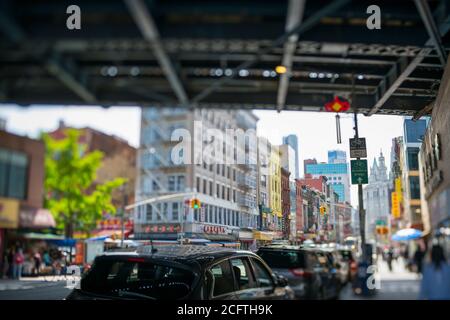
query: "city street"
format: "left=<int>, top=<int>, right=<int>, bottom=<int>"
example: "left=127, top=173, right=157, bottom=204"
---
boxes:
left=0, top=277, right=71, bottom=300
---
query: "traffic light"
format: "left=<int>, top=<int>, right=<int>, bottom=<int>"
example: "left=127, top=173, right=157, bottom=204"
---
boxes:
left=320, top=206, right=326, bottom=215
left=191, top=198, right=201, bottom=209
left=376, top=226, right=389, bottom=235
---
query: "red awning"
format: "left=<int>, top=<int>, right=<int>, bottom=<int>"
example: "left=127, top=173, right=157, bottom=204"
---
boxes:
left=19, top=207, right=55, bottom=228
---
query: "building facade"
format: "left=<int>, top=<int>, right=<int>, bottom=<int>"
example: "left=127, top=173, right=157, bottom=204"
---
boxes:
left=402, top=118, right=428, bottom=230
left=363, top=151, right=391, bottom=242
left=281, top=168, right=291, bottom=239
left=282, top=134, right=299, bottom=179
left=269, top=146, right=282, bottom=233
left=134, top=108, right=259, bottom=246
left=305, top=160, right=351, bottom=203
left=0, top=130, right=55, bottom=273
left=328, top=150, right=347, bottom=164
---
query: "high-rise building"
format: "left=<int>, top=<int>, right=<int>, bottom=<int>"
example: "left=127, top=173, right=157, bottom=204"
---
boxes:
left=304, top=160, right=351, bottom=203
left=402, top=118, right=429, bottom=230
left=303, top=158, right=317, bottom=178
left=134, top=108, right=259, bottom=246
left=363, top=151, right=391, bottom=241
left=328, top=150, right=347, bottom=164
left=280, top=144, right=296, bottom=182
left=282, top=134, right=299, bottom=179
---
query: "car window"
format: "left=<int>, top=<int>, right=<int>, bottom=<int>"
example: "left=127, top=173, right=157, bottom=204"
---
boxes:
left=257, top=250, right=305, bottom=269
left=230, top=258, right=254, bottom=291
left=210, top=260, right=235, bottom=297
left=81, top=258, right=195, bottom=299
left=306, top=252, right=320, bottom=268
left=250, top=258, right=274, bottom=288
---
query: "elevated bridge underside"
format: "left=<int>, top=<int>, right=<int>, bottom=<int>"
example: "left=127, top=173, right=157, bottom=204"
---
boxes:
left=1, top=0, right=450, bottom=117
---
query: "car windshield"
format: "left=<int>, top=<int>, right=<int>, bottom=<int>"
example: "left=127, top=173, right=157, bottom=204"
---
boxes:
left=257, top=250, right=305, bottom=269
left=80, top=257, right=196, bottom=299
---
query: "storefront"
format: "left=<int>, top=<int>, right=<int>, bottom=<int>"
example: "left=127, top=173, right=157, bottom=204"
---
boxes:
left=253, top=230, right=274, bottom=248
left=239, top=229, right=255, bottom=250
left=0, top=197, right=19, bottom=274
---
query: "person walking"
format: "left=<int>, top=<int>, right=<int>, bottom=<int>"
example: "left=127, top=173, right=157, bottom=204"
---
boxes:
left=419, top=244, right=450, bottom=300
left=414, top=246, right=425, bottom=275
left=33, top=251, right=42, bottom=276
left=387, top=246, right=394, bottom=272
left=13, top=248, right=25, bottom=280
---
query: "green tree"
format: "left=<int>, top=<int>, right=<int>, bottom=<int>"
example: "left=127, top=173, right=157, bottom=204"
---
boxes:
left=43, top=129, right=126, bottom=238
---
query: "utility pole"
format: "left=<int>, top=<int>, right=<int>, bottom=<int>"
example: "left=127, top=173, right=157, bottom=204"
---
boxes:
left=350, top=73, right=366, bottom=261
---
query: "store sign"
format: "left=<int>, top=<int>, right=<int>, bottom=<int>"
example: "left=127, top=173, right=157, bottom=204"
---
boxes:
left=144, top=224, right=181, bottom=233
left=203, top=225, right=228, bottom=234
left=0, top=198, right=19, bottom=229
left=391, top=192, right=401, bottom=219
left=349, top=138, right=367, bottom=158
left=395, top=178, right=402, bottom=202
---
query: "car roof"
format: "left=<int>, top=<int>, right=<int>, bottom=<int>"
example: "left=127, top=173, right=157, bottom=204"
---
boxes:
left=100, top=245, right=256, bottom=265
left=257, top=245, right=306, bottom=251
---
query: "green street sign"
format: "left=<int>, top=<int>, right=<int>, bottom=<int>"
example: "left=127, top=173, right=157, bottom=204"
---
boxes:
left=351, top=159, right=368, bottom=185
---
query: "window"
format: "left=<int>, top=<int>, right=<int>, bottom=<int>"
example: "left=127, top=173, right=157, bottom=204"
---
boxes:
left=410, top=176, right=421, bottom=199
left=196, top=177, right=201, bottom=192
left=227, top=166, right=230, bottom=179
left=214, top=206, right=218, bottom=224
left=217, top=164, right=220, bottom=174
left=233, top=169, right=236, bottom=181
left=208, top=206, right=213, bottom=223
left=0, top=148, right=28, bottom=200
left=233, top=190, right=237, bottom=202
left=407, top=147, right=420, bottom=171
left=203, top=179, right=207, bottom=194
left=250, top=258, right=274, bottom=288
left=216, top=183, right=220, bottom=198
left=209, top=261, right=235, bottom=297
left=168, top=176, right=175, bottom=191
left=224, top=209, right=228, bottom=225
left=194, top=207, right=199, bottom=222
left=209, top=181, right=213, bottom=196
left=172, top=202, right=179, bottom=221
left=156, top=203, right=162, bottom=221
left=146, top=204, right=153, bottom=221
left=222, top=185, right=225, bottom=199
left=230, top=258, right=253, bottom=291
left=227, top=187, right=231, bottom=201
left=222, top=164, right=226, bottom=176
left=231, top=210, right=235, bottom=226
left=219, top=208, right=223, bottom=224
left=177, top=175, right=185, bottom=191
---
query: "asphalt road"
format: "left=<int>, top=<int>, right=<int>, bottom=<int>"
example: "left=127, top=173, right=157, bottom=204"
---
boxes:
left=0, top=282, right=71, bottom=300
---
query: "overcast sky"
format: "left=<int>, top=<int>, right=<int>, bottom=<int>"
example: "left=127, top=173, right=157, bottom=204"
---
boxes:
left=0, top=105, right=405, bottom=207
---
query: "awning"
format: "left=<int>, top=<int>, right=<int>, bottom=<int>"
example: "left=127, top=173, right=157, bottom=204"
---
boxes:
left=19, top=207, right=55, bottom=228
left=253, top=230, right=273, bottom=241
left=20, top=232, right=64, bottom=240
left=87, top=229, right=132, bottom=241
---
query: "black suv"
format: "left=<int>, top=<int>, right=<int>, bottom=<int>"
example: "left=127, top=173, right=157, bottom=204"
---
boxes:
left=66, top=245, right=294, bottom=300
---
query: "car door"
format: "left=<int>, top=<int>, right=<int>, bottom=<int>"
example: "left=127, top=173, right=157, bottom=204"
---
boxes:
left=248, top=257, right=288, bottom=300
left=229, top=257, right=260, bottom=300
left=207, top=260, right=237, bottom=300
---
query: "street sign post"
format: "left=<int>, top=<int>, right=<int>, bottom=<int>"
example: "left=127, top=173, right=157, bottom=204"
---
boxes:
left=349, top=137, right=367, bottom=158
left=351, top=159, right=368, bottom=184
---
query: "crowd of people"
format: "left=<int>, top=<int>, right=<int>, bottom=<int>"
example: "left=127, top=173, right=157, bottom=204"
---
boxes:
left=2, top=244, right=69, bottom=280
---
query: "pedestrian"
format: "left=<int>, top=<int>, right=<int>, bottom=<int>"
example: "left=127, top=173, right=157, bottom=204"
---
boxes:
left=386, top=246, right=394, bottom=272
left=419, top=244, right=450, bottom=300
left=7, top=248, right=14, bottom=278
left=33, top=251, right=42, bottom=276
left=414, top=246, right=425, bottom=274
left=13, top=248, right=25, bottom=280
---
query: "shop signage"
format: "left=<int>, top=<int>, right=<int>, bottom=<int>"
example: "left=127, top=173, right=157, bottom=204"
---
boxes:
left=349, top=137, right=367, bottom=158
left=0, top=198, right=19, bottom=229
left=391, top=191, right=401, bottom=219
left=144, top=224, right=181, bottom=233
left=395, top=178, right=402, bottom=202
left=203, top=225, right=228, bottom=234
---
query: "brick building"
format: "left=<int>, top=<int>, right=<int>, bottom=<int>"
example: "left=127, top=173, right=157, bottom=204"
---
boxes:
left=281, top=168, right=290, bottom=239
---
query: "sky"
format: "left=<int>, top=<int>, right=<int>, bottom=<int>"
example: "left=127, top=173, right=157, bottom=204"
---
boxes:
left=0, top=105, right=405, bottom=207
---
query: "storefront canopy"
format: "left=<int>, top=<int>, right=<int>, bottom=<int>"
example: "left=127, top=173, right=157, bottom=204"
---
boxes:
left=20, top=232, right=64, bottom=240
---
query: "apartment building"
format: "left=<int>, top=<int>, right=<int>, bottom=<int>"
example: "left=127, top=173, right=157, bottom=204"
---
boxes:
left=134, top=108, right=259, bottom=245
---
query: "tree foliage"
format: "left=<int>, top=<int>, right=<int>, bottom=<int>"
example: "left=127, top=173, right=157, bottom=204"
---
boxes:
left=42, top=129, right=126, bottom=237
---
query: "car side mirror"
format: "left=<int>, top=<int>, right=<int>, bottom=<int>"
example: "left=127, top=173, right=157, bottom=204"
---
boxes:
left=275, top=274, right=288, bottom=287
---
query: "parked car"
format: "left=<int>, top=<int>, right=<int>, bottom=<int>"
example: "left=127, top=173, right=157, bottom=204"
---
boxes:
left=66, top=245, right=294, bottom=300
left=257, top=245, right=325, bottom=299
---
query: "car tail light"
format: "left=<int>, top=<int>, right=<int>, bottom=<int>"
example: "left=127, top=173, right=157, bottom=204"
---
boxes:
left=289, top=268, right=313, bottom=278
